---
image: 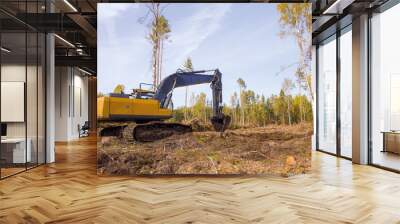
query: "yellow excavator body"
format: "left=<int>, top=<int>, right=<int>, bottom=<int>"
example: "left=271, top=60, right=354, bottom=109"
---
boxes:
left=97, top=95, right=172, bottom=122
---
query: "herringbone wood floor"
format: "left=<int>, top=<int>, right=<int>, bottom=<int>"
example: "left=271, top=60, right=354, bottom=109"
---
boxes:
left=1, top=136, right=400, bottom=224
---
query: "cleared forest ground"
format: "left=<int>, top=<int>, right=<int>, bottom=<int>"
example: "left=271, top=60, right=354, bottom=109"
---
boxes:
left=97, top=123, right=312, bottom=176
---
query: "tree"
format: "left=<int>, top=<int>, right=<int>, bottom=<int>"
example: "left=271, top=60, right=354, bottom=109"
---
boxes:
left=277, top=90, right=288, bottom=124
left=183, top=57, right=193, bottom=72
left=113, top=84, right=125, bottom=94
left=281, top=78, right=295, bottom=125
left=192, top=93, right=207, bottom=123
left=144, top=4, right=171, bottom=90
left=182, top=57, right=194, bottom=121
left=277, top=3, right=313, bottom=101
left=230, top=92, right=239, bottom=125
left=237, top=78, right=246, bottom=126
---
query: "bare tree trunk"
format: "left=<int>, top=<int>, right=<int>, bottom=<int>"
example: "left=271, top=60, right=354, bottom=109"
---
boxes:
left=156, top=38, right=160, bottom=86
left=158, top=38, right=164, bottom=86
left=184, top=87, right=188, bottom=121
left=152, top=45, right=157, bottom=91
left=287, top=98, right=292, bottom=125
left=300, top=97, right=305, bottom=123
left=240, top=88, right=244, bottom=127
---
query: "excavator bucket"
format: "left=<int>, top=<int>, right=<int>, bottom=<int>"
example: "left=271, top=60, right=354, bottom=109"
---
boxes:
left=211, top=114, right=231, bottom=132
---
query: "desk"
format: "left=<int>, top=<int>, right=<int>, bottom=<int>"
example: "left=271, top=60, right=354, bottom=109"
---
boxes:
left=1, top=138, right=31, bottom=163
left=382, top=131, right=400, bottom=154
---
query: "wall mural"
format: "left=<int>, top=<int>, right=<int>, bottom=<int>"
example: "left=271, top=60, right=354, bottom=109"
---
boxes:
left=97, top=3, right=313, bottom=176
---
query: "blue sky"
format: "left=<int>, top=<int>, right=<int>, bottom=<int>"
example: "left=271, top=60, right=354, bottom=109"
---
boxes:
left=98, top=3, right=302, bottom=107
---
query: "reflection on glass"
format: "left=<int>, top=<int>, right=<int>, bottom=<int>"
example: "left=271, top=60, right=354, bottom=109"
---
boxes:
left=27, top=32, right=38, bottom=169
left=340, top=29, right=352, bottom=158
left=371, top=4, right=400, bottom=171
left=318, top=36, right=337, bottom=154
left=0, top=1, right=47, bottom=179
left=1, top=32, right=27, bottom=177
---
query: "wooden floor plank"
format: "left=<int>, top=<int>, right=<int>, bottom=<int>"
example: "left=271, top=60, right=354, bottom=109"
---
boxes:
left=0, top=136, right=399, bottom=223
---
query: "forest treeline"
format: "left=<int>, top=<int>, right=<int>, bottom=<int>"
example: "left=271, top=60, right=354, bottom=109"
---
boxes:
left=171, top=87, right=312, bottom=128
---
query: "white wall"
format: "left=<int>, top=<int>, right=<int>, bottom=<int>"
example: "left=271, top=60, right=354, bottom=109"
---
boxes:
left=55, top=67, right=69, bottom=141
left=1, top=65, right=26, bottom=138
left=55, top=67, right=89, bottom=141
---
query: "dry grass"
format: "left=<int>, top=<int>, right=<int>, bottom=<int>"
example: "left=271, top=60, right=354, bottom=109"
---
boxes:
left=97, top=123, right=312, bottom=177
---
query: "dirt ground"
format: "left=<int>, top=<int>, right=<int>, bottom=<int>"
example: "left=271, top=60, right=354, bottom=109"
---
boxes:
left=97, top=123, right=312, bottom=177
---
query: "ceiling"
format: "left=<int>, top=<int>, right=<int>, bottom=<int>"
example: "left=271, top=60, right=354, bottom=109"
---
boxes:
left=0, top=0, right=393, bottom=75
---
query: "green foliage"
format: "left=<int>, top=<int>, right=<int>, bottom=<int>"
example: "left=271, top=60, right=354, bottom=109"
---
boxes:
left=169, top=108, right=185, bottom=123
left=237, top=78, right=246, bottom=89
left=192, top=93, right=208, bottom=123
left=171, top=86, right=313, bottom=128
left=277, top=3, right=313, bottom=101
left=113, top=84, right=125, bottom=94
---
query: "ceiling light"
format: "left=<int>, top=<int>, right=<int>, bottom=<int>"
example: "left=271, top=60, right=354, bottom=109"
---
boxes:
left=54, top=34, right=75, bottom=48
left=1, top=47, right=11, bottom=53
left=78, top=67, right=92, bottom=76
left=63, top=0, right=78, bottom=12
left=323, top=0, right=355, bottom=15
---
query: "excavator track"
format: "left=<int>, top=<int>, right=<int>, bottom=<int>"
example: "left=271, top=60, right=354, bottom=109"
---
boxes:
left=133, top=122, right=192, bottom=142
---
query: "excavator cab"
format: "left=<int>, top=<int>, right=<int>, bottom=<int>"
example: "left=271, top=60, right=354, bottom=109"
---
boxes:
left=131, top=89, right=155, bottom=99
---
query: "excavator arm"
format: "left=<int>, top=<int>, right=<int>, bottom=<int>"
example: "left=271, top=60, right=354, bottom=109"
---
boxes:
left=154, top=69, right=230, bottom=132
left=154, top=69, right=222, bottom=116
left=132, top=69, right=230, bottom=142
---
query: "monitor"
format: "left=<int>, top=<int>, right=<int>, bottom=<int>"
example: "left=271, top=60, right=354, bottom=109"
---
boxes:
left=1, top=123, right=7, bottom=137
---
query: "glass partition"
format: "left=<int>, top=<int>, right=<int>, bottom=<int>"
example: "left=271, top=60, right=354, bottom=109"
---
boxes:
left=1, top=31, right=28, bottom=177
left=339, top=27, right=352, bottom=158
left=0, top=2, right=46, bottom=179
left=38, top=32, right=45, bottom=165
left=317, top=36, right=337, bottom=154
left=27, top=31, right=38, bottom=169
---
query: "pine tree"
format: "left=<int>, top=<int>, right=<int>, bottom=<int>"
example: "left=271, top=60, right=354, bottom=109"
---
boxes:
left=145, top=4, right=171, bottom=90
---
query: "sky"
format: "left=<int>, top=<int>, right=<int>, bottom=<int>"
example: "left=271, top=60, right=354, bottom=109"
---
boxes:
left=98, top=3, right=304, bottom=107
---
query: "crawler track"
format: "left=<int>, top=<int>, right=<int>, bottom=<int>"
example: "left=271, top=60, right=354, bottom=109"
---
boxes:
left=133, top=122, right=192, bottom=142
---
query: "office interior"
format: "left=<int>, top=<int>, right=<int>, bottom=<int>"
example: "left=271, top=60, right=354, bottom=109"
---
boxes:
left=0, top=0, right=97, bottom=179
left=1, top=1, right=400, bottom=222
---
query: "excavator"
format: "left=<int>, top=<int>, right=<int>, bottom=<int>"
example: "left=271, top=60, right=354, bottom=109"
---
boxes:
left=97, top=69, right=231, bottom=142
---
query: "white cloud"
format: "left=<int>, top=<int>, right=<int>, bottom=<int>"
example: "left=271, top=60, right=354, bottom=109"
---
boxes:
left=166, top=4, right=232, bottom=66
left=98, top=3, right=135, bottom=19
